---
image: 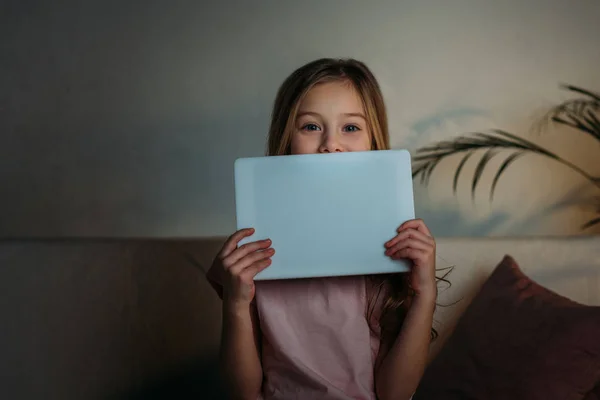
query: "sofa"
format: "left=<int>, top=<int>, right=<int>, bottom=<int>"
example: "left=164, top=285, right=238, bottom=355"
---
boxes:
left=0, top=236, right=599, bottom=399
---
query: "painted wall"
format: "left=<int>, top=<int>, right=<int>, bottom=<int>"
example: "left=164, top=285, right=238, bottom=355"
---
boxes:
left=2, top=0, right=599, bottom=237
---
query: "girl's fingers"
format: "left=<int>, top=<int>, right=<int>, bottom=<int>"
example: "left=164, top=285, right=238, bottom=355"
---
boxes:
left=385, top=227, right=434, bottom=249
left=220, top=228, right=256, bottom=257
left=397, top=218, right=433, bottom=237
left=241, top=258, right=273, bottom=279
left=226, top=238, right=272, bottom=266
left=230, top=248, right=275, bottom=275
left=390, top=247, right=427, bottom=261
left=385, top=238, right=431, bottom=256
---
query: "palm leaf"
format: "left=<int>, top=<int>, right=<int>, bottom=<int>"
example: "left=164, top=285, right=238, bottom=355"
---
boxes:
left=412, top=163, right=428, bottom=180
left=563, top=84, right=600, bottom=102
left=412, top=84, right=600, bottom=233
left=552, top=114, right=600, bottom=141
left=471, top=149, right=497, bottom=200
left=584, top=109, right=600, bottom=133
left=539, top=84, right=600, bottom=142
left=490, top=152, right=524, bottom=201
left=581, top=197, right=600, bottom=230
left=453, top=152, right=474, bottom=193
left=423, top=157, right=442, bottom=185
left=581, top=217, right=600, bottom=230
left=412, top=129, right=600, bottom=201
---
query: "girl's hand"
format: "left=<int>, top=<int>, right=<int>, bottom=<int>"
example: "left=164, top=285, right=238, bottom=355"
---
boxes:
left=210, top=228, right=274, bottom=309
left=384, top=219, right=437, bottom=300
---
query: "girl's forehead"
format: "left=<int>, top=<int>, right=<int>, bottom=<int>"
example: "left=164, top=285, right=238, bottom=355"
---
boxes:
left=298, top=81, right=364, bottom=114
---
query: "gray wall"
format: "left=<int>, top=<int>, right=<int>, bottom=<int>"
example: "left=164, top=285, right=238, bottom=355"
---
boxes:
left=2, top=0, right=600, bottom=238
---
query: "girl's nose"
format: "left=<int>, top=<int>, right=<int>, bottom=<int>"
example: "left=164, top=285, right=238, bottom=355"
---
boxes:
left=318, top=133, right=343, bottom=153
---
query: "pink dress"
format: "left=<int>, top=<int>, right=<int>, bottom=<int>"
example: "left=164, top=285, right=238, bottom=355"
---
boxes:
left=207, top=269, right=383, bottom=400
left=255, top=277, right=380, bottom=399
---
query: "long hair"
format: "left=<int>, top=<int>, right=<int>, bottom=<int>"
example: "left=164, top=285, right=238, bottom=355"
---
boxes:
left=265, top=57, right=442, bottom=341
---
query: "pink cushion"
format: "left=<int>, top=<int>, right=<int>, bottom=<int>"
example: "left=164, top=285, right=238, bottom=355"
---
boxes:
left=415, top=255, right=600, bottom=400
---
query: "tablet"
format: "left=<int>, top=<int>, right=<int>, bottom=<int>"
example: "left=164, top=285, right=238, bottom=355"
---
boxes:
left=234, top=149, right=415, bottom=280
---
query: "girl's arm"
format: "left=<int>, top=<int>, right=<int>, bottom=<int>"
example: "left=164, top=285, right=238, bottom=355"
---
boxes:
left=374, top=292, right=436, bottom=400
left=206, top=228, right=274, bottom=400
left=375, top=218, right=438, bottom=400
left=220, top=301, right=263, bottom=400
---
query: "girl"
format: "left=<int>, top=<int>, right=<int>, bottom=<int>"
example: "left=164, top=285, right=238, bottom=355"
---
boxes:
left=206, top=58, right=438, bottom=400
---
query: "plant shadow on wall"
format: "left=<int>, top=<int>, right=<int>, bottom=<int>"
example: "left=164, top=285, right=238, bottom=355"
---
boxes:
left=412, top=85, right=600, bottom=232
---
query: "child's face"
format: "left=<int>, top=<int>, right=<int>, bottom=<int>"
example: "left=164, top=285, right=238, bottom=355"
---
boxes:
left=290, top=81, right=372, bottom=155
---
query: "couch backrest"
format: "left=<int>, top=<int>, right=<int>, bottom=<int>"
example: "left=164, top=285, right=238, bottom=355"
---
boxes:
left=0, top=237, right=598, bottom=399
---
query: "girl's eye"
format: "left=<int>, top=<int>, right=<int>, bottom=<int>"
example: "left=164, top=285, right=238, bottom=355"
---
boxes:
left=302, top=123, right=321, bottom=132
left=343, top=124, right=360, bottom=133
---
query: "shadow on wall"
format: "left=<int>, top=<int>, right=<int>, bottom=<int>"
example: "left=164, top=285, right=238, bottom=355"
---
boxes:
left=0, top=109, right=268, bottom=237
left=413, top=200, right=511, bottom=237
left=415, top=183, right=600, bottom=237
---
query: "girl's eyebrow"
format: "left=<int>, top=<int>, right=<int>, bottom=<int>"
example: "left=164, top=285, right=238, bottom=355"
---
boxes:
left=297, top=111, right=366, bottom=119
left=296, top=111, right=321, bottom=118
left=342, top=112, right=366, bottom=119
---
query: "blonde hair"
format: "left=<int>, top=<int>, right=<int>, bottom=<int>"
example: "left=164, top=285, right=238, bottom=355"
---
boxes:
left=266, top=58, right=438, bottom=342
